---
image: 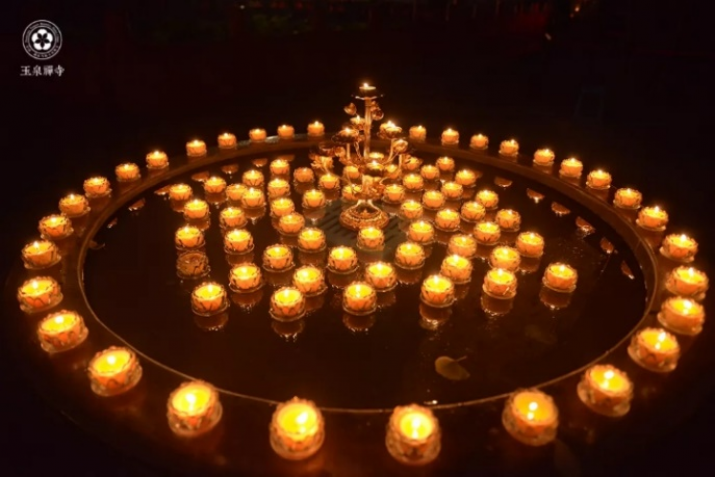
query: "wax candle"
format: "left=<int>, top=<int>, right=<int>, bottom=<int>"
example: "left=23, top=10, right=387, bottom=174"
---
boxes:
left=224, top=183, right=246, bottom=202
left=36, top=310, right=88, bottom=353
left=483, top=268, right=517, bottom=299
left=420, top=274, right=455, bottom=307
left=447, top=234, right=478, bottom=259
left=242, top=169, right=265, bottom=188
left=224, top=228, right=254, bottom=254
left=58, top=193, right=90, bottom=217
left=146, top=150, right=168, bottom=169
left=586, top=169, right=612, bottom=189
left=318, top=173, right=340, bottom=191
left=167, top=380, right=222, bottom=437
left=403, top=173, right=425, bottom=192
left=270, top=198, right=295, bottom=218
left=278, top=212, right=305, bottom=236
left=665, top=266, right=708, bottom=298
left=292, top=265, right=326, bottom=296
left=358, top=226, right=385, bottom=251
left=277, top=124, right=295, bottom=140
left=441, top=128, right=459, bottom=145
left=17, top=276, right=62, bottom=313
left=628, top=327, right=680, bottom=372
left=340, top=166, right=359, bottom=183
left=422, top=190, right=445, bottom=210
left=21, top=240, right=61, bottom=269
left=658, top=296, right=705, bottom=336
left=473, top=221, right=501, bottom=245
left=186, top=140, right=206, bottom=157
left=270, top=159, right=290, bottom=177
left=533, top=148, right=555, bottom=166
left=307, top=121, right=325, bottom=137
left=661, top=234, right=698, bottom=262
left=490, top=246, right=521, bottom=271
left=441, top=181, right=464, bottom=201
left=395, top=242, right=426, bottom=269
left=386, top=404, right=441, bottom=465
left=364, top=262, right=397, bottom=291
left=577, top=365, right=633, bottom=417
left=409, top=125, right=427, bottom=141
left=218, top=132, right=237, bottom=149
left=476, top=189, right=499, bottom=209
left=341, top=184, right=362, bottom=202
left=263, top=244, right=294, bottom=271
left=87, top=346, right=143, bottom=397
left=203, top=176, right=226, bottom=195
left=614, top=188, right=642, bottom=209
left=299, top=189, right=324, bottom=210
left=502, top=389, right=558, bottom=446
left=435, top=209, right=461, bottom=232
left=298, top=227, right=326, bottom=252
left=229, top=263, right=263, bottom=293
left=495, top=209, right=521, bottom=232
left=270, top=287, right=306, bottom=321
left=379, top=121, right=402, bottom=136
left=436, top=156, right=455, bottom=172
left=543, top=263, right=578, bottom=292
left=383, top=184, right=406, bottom=204
left=408, top=220, right=435, bottom=244
left=249, top=128, right=267, bottom=142
left=175, top=225, right=205, bottom=250
left=169, top=183, right=193, bottom=202
left=241, top=187, right=266, bottom=209
left=455, top=169, right=477, bottom=188
left=270, top=397, right=324, bottom=460
left=499, top=139, right=519, bottom=156
left=83, top=176, right=111, bottom=198
left=176, top=251, right=209, bottom=280
left=219, top=207, right=247, bottom=229
left=516, top=232, right=545, bottom=258
left=115, top=162, right=140, bottom=182
left=440, top=254, right=473, bottom=284
left=183, top=199, right=210, bottom=221
left=294, top=167, right=315, bottom=184
left=470, top=134, right=488, bottom=150
left=637, top=206, right=668, bottom=231
left=343, top=282, right=378, bottom=315
left=559, top=158, right=583, bottom=178
left=400, top=200, right=424, bottom=220
left=419, top=164, right=439, bottom=182
left=191, top=282, right=228, bottom=316
left=267, top=178, right=290, bottom=200
left=328, top=246, right=359, bottom=273
left=460, top=201, right=486, bottom=223
left=401, top=155, right=421, bottom=172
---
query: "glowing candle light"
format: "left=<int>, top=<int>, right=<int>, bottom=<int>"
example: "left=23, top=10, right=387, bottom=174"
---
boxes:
left=343, top=282, right=378, bottom=315
left=441, top=181, right=464, bottom=201
left=455, top=169, right=477, bottom=188
left=263, top=244, right=295, bottom=271
left=21, top=240, right=61, bottom=269
left=17, top=276, right=62, bottom=313
left=191, top=282, right=229, bottom=316
left=58, top=193, right=90, bottom=217
left=297, top=227, right=326, bottom=252
left=328, top=246, right=359, bottom=273
left=516, top=232, right=545, bottom=258
left=613, top=188, right=643, bottom=209
left=318, top=173, right=340, bottom=191
left=408, top=220, right=435, bottom=244
left=267, top=178, right=290, bottom=200
left=665, top=266, right=708, bottom=298
left=301, top=189, right=326, bottom=209
left=277, top=212, right=305, bottom=236
left=186, top=140, right=207, bottom=157
left=660, top=233, right=698, bottom=262
left=402, top=172, right=425, bottom=192
left=36, top=310, right=88, bottom=353
left=270, top=397, right=324, bottom=460
left=441, top=128, right=459, bottom=145
left=422, top=190, right=445, bottom=210
left=543, top=263, right=578, bottom=292
left=409, top=125, right=427, bottom=141
left=628, top=327, right=680, bottom=372
left=87, top=346, right=143, bottom=396
left=658, top=296, right=706, bottom=336
left=115, top=162, right=140, bottom=182
left=586, top=169, right=612, bottom=189
left=499, top=139, right=519, bottom=156
left=489, top=246, right=521, bottom=271
left=637, top=206, right=668, bottom=231
left=559, top=157, right=583, bottom=178
left=307, top=121, right=325, bottom=137
left=447, top=234, right=478, bottom=259
left=436, top=156, right=455, bottom=172
left=420, top=274, right=455, bottom=307
left=146, top=150, right=169, bottom=169
left=229, top=263, right=263, bottom=293
left=183, top=199, right=210, bottom=221
left=440, top=254, right=473, bottom=284
left=175, top=225, right=205, bottom=250
left=167, top=380, right=222, bottom=437
left=357, top=226, right=385, bottom=251
left=420, top=164, right=439, bottom=181
left=270, top=159, right=290, bottom=177
left=169, top=183, right=193, bottom=202
left=483, top=268, right=517, bottom=299
left=394, top=242, right=426, bottom=269
left=383, top=183, right=406, bottom=204
left=219, top=207, right=247, bottom=229
left=292, top=265, right=326, bottom=296
left=241, top=187, right=266, bottom=209
left=364, top=262, right=397, bottom=291
left=470, top=133, right=488, bottom=150
left=249, top=128, right=267, bottom=142
left=434, top=208, right=461, bottom=232
left=473, top=220, right=501, bottom=245
left=242, top=169, right=265, bottom=188
left=277, top=124, right=295, bottom=140
left=83, top=176, right=111, bottom=198
left=533, top=148, right=555, bottom=166
left=386, top=404, right=441, bottom=465
left=294, top=167, right=315, bottom=184
left=460, top=201, right=486, bottom=223
left=577, top=365, right=633, bottom=417
left=203, top=176, right=227, bottom=195
left=502, top=389, right=558, bottom=446
left=495, top=209, right=521, bottom=231
left=218, top=132, right=237, bottom=149
left=270, top=287, right=306, bottom=321
left=475, top=189, right=499, bottom=209
left=224, top=228, right=254, bottom=254
left=270, top=197, right=295, bottom=218
left=400, top=200, right=424, bottom=220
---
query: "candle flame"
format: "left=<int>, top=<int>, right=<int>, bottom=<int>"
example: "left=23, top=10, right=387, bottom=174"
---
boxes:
left=526, top=401, right=538, bottom=420
left=107, top=355, right=116, bottom=365
left=54, top=315, right=64, bottom=324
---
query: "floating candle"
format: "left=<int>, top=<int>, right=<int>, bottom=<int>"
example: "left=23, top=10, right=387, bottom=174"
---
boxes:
left=470, top=133, right=488, bottom=150
left=502, top=389, right=558, bottom=446
left=357, top=226, right=385, bottom=251
left=386, top=404, right=441, bottom=465
left=455, top=169, right=477, bottom=188
left=637, top=206, right=668, bottom=231
left=614, top=188, right=642, bottom=209
left=218, top=132, right=237, bottom=149
left=229, top=264, right=263, bottom=293
left=436, top=156, right=455, bottom=172
left=241, top=187, right=266, bottom=209
left=400, top=200, right=424, bottom=220
left=533, top=148, right=555, bottom=166
left=87, top=346, right=142, bottom=396
left=660, top=234, right=698, bottom=262
left=441, top=128, right=459, bottom=145
left=394, top=242, right=426, bottom=269
left=422, top=190, right=445, bottom=210
left=270, top=287, right=306, bottom=321
left=267, top=178, right=291, bottom=199
left=447, top=234, right=478, bottom=259
left=489, top=246, right=521, bottom=271
left=297, top=227, right=326, bottom=252
left=441, top=181, right=464, bottom=201
left=343, top=282, right=378, bottom=315
left=408, top=220, right=435, bottom=244
left=403, top=173, right=425, bottom=192
left=420, top=274, right=455, bottom=307
left=277, top=212, right=305, bottom=236
left=175, top=225, right=205, bottom=250
left=21, top=240, right=60, bottom=269
left=249, top=128, right=267, bottom=142
left=58, top=193, right=89, bottom=217
left=270, top=197, right=295, bottom=218
left=167, top=380, right=222, bottom=437
left=476, top=189, right=499, bottom=209
left=383, top=183, right=406, bottom=204
left=186, top=140, right=206, bottom=157
left=559, top=158, right=583, bottom=178
left=242, top=169, right=265, bottom=188
left=495, top=209, right=521, bottom=231
left=473, top=221, right=501, bottom=245
left=270, top=397, right=324, bottom=460
left=577, top=365, right=633, bottom=417
left=36, top=310, right=88, bottom=353
left=543, top=263, right=578, bottom=292
left=204, top=176, right=227, bottom=195
left=318, top=173, right=340, bottom=191
left=434, top=208, right=461, bottom=232
left=364, top=262, right=397, bottom=291
left=263, top=244, right=294, bottom=271
left=219, top=207, right=247, bottom=229
left=499, top=139, right=519, bottom=156
left=183, top=199, right=210, bottom=221
left=483, top=268, right=517, bottom=299
left=115, top=162, right=140, bottom=182
left=665, top=266, right=708, bottom=298
left=169, top=183, right=193, bottom=202
left=224, top=228, right=254, bottom=254
left=460, top=201, right=486, bottom=223
left=420, top=164, right=439, bottom=181
left=658, top=297, right=705, bottom=336
left=307, top=121, right=325, bottom=137
left=516, top=232, right=545, bottom=258
left=17, top=276, right=62, bottom=313
left=292, top=266, right=326, bottom=296
left=328, top=246, right=358, bottom=273
left=146, top=150, right=169, bottom=169
left=83, top=176, right=111, bottom=198
left=440, top=254, right=473, bottom=284
left=277, top=124, right=295, bottom=140
left=628, top=327, right=680, bottom=372
left=586, top=169, right=612, bottom=189
left=191, top=282, right=228, bottom=316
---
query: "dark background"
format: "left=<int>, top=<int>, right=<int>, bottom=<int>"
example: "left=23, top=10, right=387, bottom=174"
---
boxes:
left=3, top=0, right=715, bottom=475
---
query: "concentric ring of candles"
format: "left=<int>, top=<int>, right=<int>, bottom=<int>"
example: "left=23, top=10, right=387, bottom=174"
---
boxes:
left=229, top=263, right=263, bottom=293
left=586, top=169, right=612, bottom=189
left=83, top=176, right=111, bottom=198
left=363, top=262, right=398, bottom=291
left=408, top=220, right=435, bottom=244
left=175, top=225, right=205, bottom=250
left=277, top=124, right=295, bottom=140
left=460, top=201, right=486, bottom=223
left=297, top=227, right=326, bottom=252
left=204, top=176, right=227, bottom=195
left=475, top=189, right=499, bottom=209
left=277, top=212, right=305, bottom=235
left=657, top=296, right=705, bottom=336
left=218, top=132, right=237, bottom=149
left=269, top=397, right=324, bottom=460
left=270, top=287, right=306, bottom=321
left=58, top=193, right=90, bottom=217
left=489, top=246, right=521, bottom=271
left=473, top=221, right=501, bottom=245
left=447, top=234, right=478, bottom=259
left=495, top=209, right=521, bottom=231
left=420, top=274, right=455, bottom=307
left=637, top=206, right=668, bottom=230
left=502, top=389, right=558, bottom=446
left=385, top=404, right=441, bottom=465
left=38, top=214, right=73, bottom=240
left=402, top=172, right=424, bottom=192
left=263, top=244, right=294, bottom=271
left=167, top=380, right=222, bottom=437
left=434, top=208, right=461, bottom=232
left=628, top=327, right=680, bottom=372
left=542, top=263, right=578, bottom=292
left=191, top=282, right=229, bottom=316
left=441, top=128, right=459, bottom=145
left=186, top=139, right=206, bottom=157
left=342, top=282, right=378, bottom=315
left=455, top=169, right=477, bottom=188
left=483, top=268, right=518, bottom=299
left=242, top=169, right=265, bottom=188
left=328, top=246, right=359, bottom=273
left=613, top=188, right=642, bottom=209
left=146, top=150, right=169, bottom=169
left=292, top=265, right=326, bottom=296
left=249, top=128, right=267, bottom=142
left=383, top=183, right=406, bottom=203
left=169, top=183, right=193, bottom=202
left=36, top=310, right=88, bottom=353
left=219, top=206, right=248, bottom=229
left=516, top=232, right=545, bottom=258
left=577, top=365, right=633, bottom=417
left=357, top=226, right=385, bottom=251
left=421, top=190, right=445, bottom=211
left=660, top=234, right=698, bottom=262
left=420, top=164, right=439, bottom=181
left=533, top=148, right=555, bottom=166
left=499, top=139, right=519, bottom=156
left=241, top=187, right=266, bottom=209
left=270, top=197, right=295, bottom=218
left=17, top=276, right=62, bottom=313
left=400, top=200, right=423, bottom=220
left=394, top=242, right=426, bottom=269
left=318, top=172, right=340, bottom=190
left=115, top=162, right=140, bottom=182
left=21, top=240, right=61, bottom=269
left=183, top=199, right=210, bottom=221
left=440, top=254, right=473, bottom=284
left=441, top=181, right=464, bottom=200
left=559, top=158, right=583, bottom=178
left=294, top=167, right=315, bottom=184
left=665, top=266, right=708, bottom=298
left=470, top=133, right=488, bottom=149
left=307, top=121, right=325, bottom=137
left=224, top=228, right=253, bottom=254
left=87, top=346, right=143, bottom=397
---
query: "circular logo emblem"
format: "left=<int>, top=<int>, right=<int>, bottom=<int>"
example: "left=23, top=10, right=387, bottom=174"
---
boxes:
left=23, top=20, right=62, bottom=60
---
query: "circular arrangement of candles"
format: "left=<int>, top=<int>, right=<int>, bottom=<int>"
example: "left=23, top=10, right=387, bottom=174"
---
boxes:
left=294, top=167, right=315, bottom=184
left=434, top=208, right=461, bottom=232
left=660, top=234, right=698, bottom=262
left=218, top=132, right=237, bottom=149
left=175, top=225, right=205, bottom=251
left=277, top=212, right=305, bottom=236
left=263, top=244, right=295, bottom=272
left=224, top=228, right=254, bottom=254
left=637, top=206, right=668, bottom=231
left=169, top=183, right=193, bottom=202
left=665, top=266, right=708, bottom=299
left=383, top=183, right=406, bottom=204
left=87, top=346, right=143, bottom=397
left=400, top=200, right=423, bottom=220
left=533, top=148, right=555, bottom=166
left=307, top=121, right=325, bottom=137
left=270, top=159, right=290, bottom=177
left=473, top=221, right=501, bottom=245
left=115, top=162, right=141, bottom=182
left=249, top=128, right=267, bottom=142
left=628, top=327, right=680, bottom=372
left=577, top=365, right=633, bottom=417
left=420, top=164, right=439, bottom=181
left=475, top=189, right=499, bottom=210
left=229, top=263, right=264, bottom=293
left=394, top=242, right=426, bottom=269
left=499, top=139, right=519, bottom=156
left=241, top=187, right=266, bottom=209
left=489, top=246, right=522, bottom=271
left=186, top=139, right=207, bottom=157
left=270, top=287, right=307, bottom=321
left=495, top=209, right=521, bottom=232
left=440, top=254, right=473, bottom=284
left=542, top=263, right=578, bottom=293
left=657, top=296, right=705, bottom=336
left=302, top=189, right=326, bottom=209
left=502, top=389, right=558, bottom=446
left=483, top=268, right=518, bottom=299
left=167, top=380, right=222, bottom=437
left=613, top=188, right=642, bottom=209
left=436, top=156, right=455, bottom=172
left=357, top=226, right=385, bottom=251
left=146, top=150, right=169, bottom=169
left=226, top=183, right=247, bottom=202
left=409, top=125, right=427, bottom=141
left=559, top=158, right=583, bottom=178
left=59, top=193, right=90, bottom=217
left=408, top=220, right=435, bottom=244
left=17, top=276, right=62, bottom=313
left=269, top=397, right=324, bottom=460
left=460, top=201, right=486, bottom=223
left=447, top=234, right=478, bottom=259
left=455, top=169, right=478, bottom=188
left=38, top=214, right=73, bottom=240
left=586, top=169, right=612, bottom=189
left=421, top=190, right=445, bottom=211
left=191, top=282, right=229, bottom=316
left=242, top=169, right=265, bottom=188
left=204, top=176, right=227, bottom=195
left=219, top=207, right=248, bottom=229
left=364, top=262, right=398, bottom=291
left=21, top=240, right=61, bottom=269
left=292, top=266, right=327, bottom=296
left=342, top=282, right=378, bottom=315
left=36, top=310, right=88, bottom=353
left=386, top=404, right=441, bottom=465
left=183, top=199, right=210, bottom=221
left=402, top=172, right=425, bottom=192
left=277, top=124, right=295, bottom=140
left=441, top=181, right=464, bottom=201
left=420, top=274, right=455, bottom=308
left=470, top=133, right=488, bottom=150
left=297, top=227, right=326, bottom=252
left=441, top=128, right=459, bottom=145
left=516, top=232, right=545, bottom=258
left=83, top=176, right=111, bottom=198
left=176, top=251, right=210, bottom=280
left=328, top=246, right=359, bottom=273
left=318, top=172, right=340, bottom=190
left=270, top=197, right=295, bottom=218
